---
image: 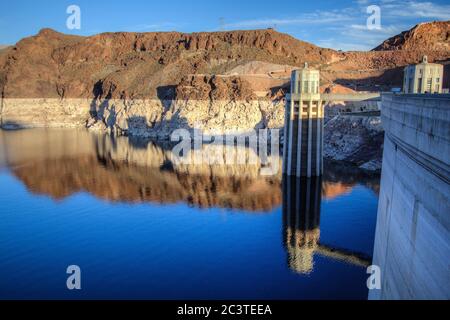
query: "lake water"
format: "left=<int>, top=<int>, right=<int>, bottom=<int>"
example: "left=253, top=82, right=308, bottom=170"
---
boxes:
left=0, top=129, right=379, bottom=300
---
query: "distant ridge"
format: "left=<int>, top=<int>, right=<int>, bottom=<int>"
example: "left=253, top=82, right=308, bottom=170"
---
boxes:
left=373, top=21, right=450, bottom=51
left=0, top=22, right=449, bottom=100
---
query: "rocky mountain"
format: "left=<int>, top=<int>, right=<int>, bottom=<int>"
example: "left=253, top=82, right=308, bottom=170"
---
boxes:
left=0, top=21, right=449, bottom=101
left=0, top=28, right=333, bottom=100
left=373, top=21, right=449, bottom=51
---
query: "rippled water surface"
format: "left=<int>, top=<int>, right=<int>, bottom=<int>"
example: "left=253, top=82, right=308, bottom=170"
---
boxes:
left=0, top=129, right=380, bottom=299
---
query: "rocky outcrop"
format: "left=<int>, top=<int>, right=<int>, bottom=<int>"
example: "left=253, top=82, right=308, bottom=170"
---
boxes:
left=1, top=97, right=285, bottom=138
left=324, top=115, right=384, bottom=171
left=373, top=21, right=450, bottom=51
left=175, top=75, right=256, bottom=101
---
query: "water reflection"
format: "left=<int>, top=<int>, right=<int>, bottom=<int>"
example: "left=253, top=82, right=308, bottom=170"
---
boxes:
left=283, top=177, right=322, bottom=273
left=0, top=128, right=381, bottom=299
left=283, top=176, right=372, bottom=274
left=0, top=129, right=282, bottom=211
left=0, top=129, right=379, bottom=212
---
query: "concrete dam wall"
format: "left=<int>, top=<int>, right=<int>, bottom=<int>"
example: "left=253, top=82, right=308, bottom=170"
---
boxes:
left=370, top=94, right=450, bottom=299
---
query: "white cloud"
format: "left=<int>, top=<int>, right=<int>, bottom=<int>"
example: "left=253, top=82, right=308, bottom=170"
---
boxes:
left=348, top=24, right=405, bottom=37
left=315, top=24, right=404, bottom=50
left=381, top=1, right=450, bottom=20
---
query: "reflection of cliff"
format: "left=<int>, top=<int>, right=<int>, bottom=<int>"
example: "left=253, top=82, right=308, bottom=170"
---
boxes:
left=13, top=155, right=281, bottom=211
left=1, top=129, right=379, bottom=212
left=6, top=132, right=281, bottom=211
left=283, top=176, right=371, bottom=274
left=12, top=155, right=362, bottom=211
left=323, top=160, right=380, bottom=196
left=322, top=182, right=353, bottom=200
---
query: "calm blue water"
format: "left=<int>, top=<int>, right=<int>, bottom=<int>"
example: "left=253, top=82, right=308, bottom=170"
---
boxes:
left=0, top=129, right=379, bottom=300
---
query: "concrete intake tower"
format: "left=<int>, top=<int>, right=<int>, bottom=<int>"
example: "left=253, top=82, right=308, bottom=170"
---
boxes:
left=283, top=64, right=323, bottom=177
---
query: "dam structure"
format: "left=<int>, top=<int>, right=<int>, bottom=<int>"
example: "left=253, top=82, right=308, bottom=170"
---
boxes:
left=370, top=93, right=450, bottom=300
left=283, top=59, right=449, bottom=298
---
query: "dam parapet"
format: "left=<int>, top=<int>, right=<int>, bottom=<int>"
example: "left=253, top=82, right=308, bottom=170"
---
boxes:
left=370, top=93, right=450, bottom=300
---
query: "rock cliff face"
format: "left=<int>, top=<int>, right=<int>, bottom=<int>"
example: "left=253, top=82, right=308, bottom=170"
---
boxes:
left=1, top=22, right=448, bottom=101
left=324, top=115, right=384, bottom=171
left=0, top=98, right=285, bottom=138
left=175, top=75, right=256, bottom=101
left=373, top=21, right=449, bottom=51
left=0, top=28, right=335, bottom=100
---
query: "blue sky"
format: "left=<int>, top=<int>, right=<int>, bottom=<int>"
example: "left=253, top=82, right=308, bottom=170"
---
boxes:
left=0, top=0, right=449, bottom=50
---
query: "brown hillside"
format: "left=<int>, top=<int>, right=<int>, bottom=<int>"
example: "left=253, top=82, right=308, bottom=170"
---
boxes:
left=373, top=21, right=450, bottom=51
left=0, top=22, right=449, bottom=100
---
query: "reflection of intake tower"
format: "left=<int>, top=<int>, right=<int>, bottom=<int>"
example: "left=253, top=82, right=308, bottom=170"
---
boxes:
left=283, top=64, right=323, bottom=177
left=283, top=176, right=371, bottom=274
left=283, top=176, right=322, bottom=274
